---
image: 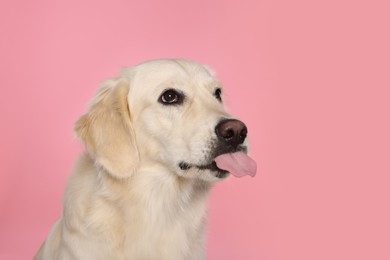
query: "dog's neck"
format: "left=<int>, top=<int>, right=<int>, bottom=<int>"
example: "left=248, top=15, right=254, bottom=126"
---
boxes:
left=95, top=158, right=212, bottom=254
left=85, top=155, right=212, bottom=227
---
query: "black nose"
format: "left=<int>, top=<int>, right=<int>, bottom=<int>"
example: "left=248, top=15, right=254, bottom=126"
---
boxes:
left=215, top=119, right=247, bottom=148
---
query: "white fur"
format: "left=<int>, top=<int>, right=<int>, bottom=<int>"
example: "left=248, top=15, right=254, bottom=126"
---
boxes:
left=35, top=59, right=245, bottom=260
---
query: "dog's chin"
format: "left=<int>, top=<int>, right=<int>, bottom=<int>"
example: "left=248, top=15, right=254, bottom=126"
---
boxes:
left=177, top=161, right=230, bottom=182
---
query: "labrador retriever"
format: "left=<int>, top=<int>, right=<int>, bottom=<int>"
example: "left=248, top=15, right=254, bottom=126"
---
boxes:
left=35, top=59, right=256, bottom=260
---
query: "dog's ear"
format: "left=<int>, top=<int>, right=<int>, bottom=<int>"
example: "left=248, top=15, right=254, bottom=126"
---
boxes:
left=74, top=78, right=139, bottom=179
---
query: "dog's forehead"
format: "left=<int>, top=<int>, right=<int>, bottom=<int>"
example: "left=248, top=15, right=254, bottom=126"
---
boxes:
left=130, top=59, right=219, bottom=93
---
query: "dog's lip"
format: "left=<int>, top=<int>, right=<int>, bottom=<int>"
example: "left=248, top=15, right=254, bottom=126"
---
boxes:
left=196, top=162, right=230, bottom=178
left=197, top=161, right=227, bottom=172
left=179, top=161, right=229, bottom=178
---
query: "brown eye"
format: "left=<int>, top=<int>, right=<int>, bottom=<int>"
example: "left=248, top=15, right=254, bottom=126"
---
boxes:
left=214, top=88, right=222, bottom=102
left=159, top=89, right=184, bottom=105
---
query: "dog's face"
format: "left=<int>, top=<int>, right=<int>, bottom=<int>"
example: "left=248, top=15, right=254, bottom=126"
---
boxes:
left=76, top=59, right=249, bottom=182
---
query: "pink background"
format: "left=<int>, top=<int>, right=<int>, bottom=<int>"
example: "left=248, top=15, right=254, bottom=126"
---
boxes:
left=1, top=0, right=389, bottom=259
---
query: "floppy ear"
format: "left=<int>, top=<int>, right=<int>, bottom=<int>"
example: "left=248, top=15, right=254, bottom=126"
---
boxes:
left=74, top=78, right=139, bottom=179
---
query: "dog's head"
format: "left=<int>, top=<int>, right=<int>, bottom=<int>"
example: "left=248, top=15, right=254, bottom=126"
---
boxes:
left=75, top=59, right=253, bottom=182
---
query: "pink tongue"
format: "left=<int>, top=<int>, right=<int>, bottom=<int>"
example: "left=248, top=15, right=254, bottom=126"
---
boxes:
left=215, top=152, right=257, bottom=177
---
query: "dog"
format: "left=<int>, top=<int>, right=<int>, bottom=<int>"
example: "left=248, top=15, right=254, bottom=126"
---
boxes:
left=35, top=59, right=256, bottom=260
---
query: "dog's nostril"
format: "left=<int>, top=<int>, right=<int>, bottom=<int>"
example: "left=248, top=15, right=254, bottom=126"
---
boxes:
left=225, top=128, right=235, bottom=140
left=239, top=128, right=247, bottom=141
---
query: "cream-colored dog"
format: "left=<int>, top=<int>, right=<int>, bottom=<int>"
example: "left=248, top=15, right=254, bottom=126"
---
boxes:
left=35, top=59, right=256, bottom=260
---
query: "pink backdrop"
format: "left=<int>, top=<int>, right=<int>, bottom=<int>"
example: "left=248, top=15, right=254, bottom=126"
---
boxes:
left=1, top=0, right=389, bottom=259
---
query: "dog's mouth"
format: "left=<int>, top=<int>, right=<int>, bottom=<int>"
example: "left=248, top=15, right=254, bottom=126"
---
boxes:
left=179, top=161, right=229, bottom=179
left=178, top=146, right=257, bottom=179
left=178, top=146, right=248, bottom=179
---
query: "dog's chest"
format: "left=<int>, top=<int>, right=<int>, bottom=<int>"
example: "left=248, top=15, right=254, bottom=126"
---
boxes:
left=122, top=214, right=196, bottom=259
left=118, top=177, right=210, bottom=259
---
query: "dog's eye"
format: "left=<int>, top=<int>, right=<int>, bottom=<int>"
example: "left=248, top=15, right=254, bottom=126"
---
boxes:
left=159, top=89, right=184, bottom=105
left=214, top=88, right=222, bottom=102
